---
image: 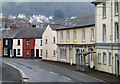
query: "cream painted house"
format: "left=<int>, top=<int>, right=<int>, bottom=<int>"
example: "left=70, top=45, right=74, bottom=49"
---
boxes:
left=92, top=0, right=120, bottom=76
left=42, top=24, right=59, bottom=61
left=56, top=15, right=96, bottom=69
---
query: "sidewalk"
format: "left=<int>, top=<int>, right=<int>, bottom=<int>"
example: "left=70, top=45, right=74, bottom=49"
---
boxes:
left=2, top=62, right=22, bottom=84
left=39, top=60, right=120, bottom=83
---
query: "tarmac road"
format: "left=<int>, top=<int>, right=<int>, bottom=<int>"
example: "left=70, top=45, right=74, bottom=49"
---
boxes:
left=2, top=58, right=104, bottom=83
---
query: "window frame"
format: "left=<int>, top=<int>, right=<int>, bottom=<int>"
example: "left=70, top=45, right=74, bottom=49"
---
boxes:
left=18, top=40, right=20, bottom=46
left=40, top=49, right=42, bottom=56
left=73, top=29, right=77, bottom=42
left=102, top=2, right=106, bottom=19
left=90, top=27, right=94, bottom=41
left=26, top=40, right=29, bottom=46
left=103, top=24, right=106, bottom=42
left=109, top=52, right=112, bottom=66
left=5, top=40, right=8, bottom=45
left=114, top=22, right=119, bottom=42
left=53, top=37, right=56, bottom=44
left=4, top=48, right=8, bottom=55
left=60, top=31, right=63, bottom=42
left=26, top=49, right=29, bottom=55
left=17, top=49, right=20, bottom=55
left=66, top=30, right=70, bottom=42
left=114, top=0, right=119, bottom=16
left=82, top=28, right=85, bottom=42
left=53, top=50, right=56, bottom=57
left=103, top=52, right=107, bottom=65
left=46, top=50, right=48, bottom=57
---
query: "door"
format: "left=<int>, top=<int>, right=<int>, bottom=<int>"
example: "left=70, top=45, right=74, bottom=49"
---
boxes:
left=10, top=49, right=12, bottom=57
left=90, top=48, right=94, bottom=68
left=36, top=49, right=39, bottom=58
left=31, top=49, right=34, bottom=58
left=14, top=49, right=16, bottom=57
left=69, top=48, right=73, bottom=65
left=115, top=54, right=119, bottom=76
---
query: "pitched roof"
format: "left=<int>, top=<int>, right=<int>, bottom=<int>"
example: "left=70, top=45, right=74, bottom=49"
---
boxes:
left=3, top=28, right=23, bottom=38
left=91, top=0, right=107, bottom=4
left=14, top=28, right=44, bottom=39
left=55, top=15, right=95, bottom=30
left=49, top=24, right=61, bottom=30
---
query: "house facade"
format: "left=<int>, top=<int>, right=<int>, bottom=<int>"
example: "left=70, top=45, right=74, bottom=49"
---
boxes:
left=92, top=0, right=120, bottom=76
left=56, top=16, right=96, bottom=68
left=42, top=25, right=58, bottom=61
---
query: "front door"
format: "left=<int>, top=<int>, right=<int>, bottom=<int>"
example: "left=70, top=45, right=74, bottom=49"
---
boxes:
left=31, top=49, right=34, bottom=58
left=115, top=54, right=119, bottom=76
left=14, top=49, right=16, bottom=57
left=89, top=48, right=94, bottom=68
left=36, top=49, right=39, bottom=58
left=69, top=48, right=73, bottom=65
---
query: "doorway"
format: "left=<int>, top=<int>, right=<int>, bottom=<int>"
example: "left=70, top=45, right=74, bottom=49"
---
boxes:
left=31, top=49, right=34, bottom=58
left=115, top=54, right=119, bottom=76
left=14, top=49, right=16, bottom=57
left=69, top=47, right=73, bottom=65
left=36, top=49, right=39, bottom=58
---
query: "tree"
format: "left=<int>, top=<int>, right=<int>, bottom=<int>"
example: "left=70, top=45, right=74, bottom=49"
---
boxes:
left=53, top=10, right=64, bottom=20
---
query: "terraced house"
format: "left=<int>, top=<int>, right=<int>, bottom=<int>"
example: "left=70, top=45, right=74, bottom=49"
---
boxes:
left=92, top=0, right=120, bottom=76
left=56, top=15, right=96, bottom=68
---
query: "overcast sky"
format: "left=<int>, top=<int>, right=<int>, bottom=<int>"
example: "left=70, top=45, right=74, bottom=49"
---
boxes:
left=2, top=0, right=94, bottom=2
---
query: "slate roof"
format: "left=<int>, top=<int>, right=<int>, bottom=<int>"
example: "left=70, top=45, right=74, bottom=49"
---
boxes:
left=55, top=15, right=95, bottom=30
left=3, top=28, right=23, bottom=39
left=91, top=0, right=107, bottom=4
left=14, top=28, right=44, bottom=39
left=49, top=24, right=61, bottom=30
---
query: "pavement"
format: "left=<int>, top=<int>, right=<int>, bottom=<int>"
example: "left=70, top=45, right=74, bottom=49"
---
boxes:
left=2, top=58, right=104, bottom=83
left=2, top=62, right=22, bottom=84
left=39, top=59, right=120, bottom=83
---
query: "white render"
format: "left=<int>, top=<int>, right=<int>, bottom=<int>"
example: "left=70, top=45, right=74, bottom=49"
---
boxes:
left=42, top=25, right=57, bottom=61
left=35, top=39, right=42, bottom=58
left=13, top=39, right=23, bottom=57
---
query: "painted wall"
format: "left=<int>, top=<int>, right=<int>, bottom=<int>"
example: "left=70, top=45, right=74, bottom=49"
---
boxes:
left=42, top=25, right=57, bottom=61
left=35, top=39, right=42, bottom=58
left=22, top=39, right=35, bottom=57
left=13, top=39, right=23, bottom=57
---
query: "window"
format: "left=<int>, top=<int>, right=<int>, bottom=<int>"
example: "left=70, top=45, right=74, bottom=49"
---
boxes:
left=46, top=50, right=48, bottom=57
left=26, top=49, right=29, bottom=55
left=115, top=22, right=119, bottom=42
left=18, top=40, right=20, bottom=45
left=53, top=50, right=56, bottom=57
left=73, top=29, right=76, bottom=42
left=40, top=40, right=42, bottom=46
left=45, top=38, right=47, bottom=44
left=66, top=30, right=70, bottom=42
left=103, top=3, right=106, bottom=18
left=109, top=52, right=112, bottom=66
left=90, top=28, right=94, bottom=41
left=4, top=48, right=8, bottom=55
left=60, top=48, right=67, bottom=60
left=5, top=40, right=8, bottom=45
left=103, top=52, right=107, bottom=65
left=103, top=24, right=106, bottom=42
left=41, top=49, right=42, bottom=56
left=115, top=0, right=119, bottom=15
left=53, top=37, right=55, bottom=44
left=82, top=29, right=85, bottom=41
left=26, top=40, right=29, bottom=45
left=60, top=31, right=63, bottom=42
left=98, top=53, right=101, bottom=64
left=17, top=49, right=20, bottom=55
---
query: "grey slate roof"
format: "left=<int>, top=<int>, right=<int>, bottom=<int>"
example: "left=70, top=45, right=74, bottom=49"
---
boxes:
left=49, top=24, right=61, bottom=30
left=55, top=15, right=95, bottom=30
left=3, top=28, right=23, bottom=39
left=14, top=28, right=44, bottom=39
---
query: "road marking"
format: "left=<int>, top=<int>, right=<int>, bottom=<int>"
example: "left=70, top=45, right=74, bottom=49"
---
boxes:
left=50, top=71, right=58, bottom=75
left=3, top=61, right=29, bottom=82
left=62, top=76, right=71, bottom=80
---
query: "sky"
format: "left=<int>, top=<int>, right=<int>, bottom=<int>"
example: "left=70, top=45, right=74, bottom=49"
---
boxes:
left=2, top=0, right=94, bottom=2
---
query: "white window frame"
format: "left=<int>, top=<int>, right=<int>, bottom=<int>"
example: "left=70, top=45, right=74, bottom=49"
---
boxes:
left=60, top=31, right=63, bottom=42
left=103, top=24, right=106, bottom=42
left=4, top=48, right=8, bottom=55
left=82, top=29, right=85, bottom=42
left=66, top=30, right=70, bottom=42
left=115, top=22, right=119, bottom=42
left=26, top=49, right=29, bottom=55
left=26, top=40, right=29, bottom=45
left=5, top=40, right=8, bottom=45
left=103, top=52, right=107, bottom=65
left=73, top=29, right=77, bottom=42
left=90, top=28, right=94, bottom=41
left=53, top=50, right=56, bottom=57
left=102, top=2, right=106, bottom=18
left=46, top=50, right=48, bottom=57
left=114, top=0, right=119, bottom=15
left=109, top=52, right=112, bottom=66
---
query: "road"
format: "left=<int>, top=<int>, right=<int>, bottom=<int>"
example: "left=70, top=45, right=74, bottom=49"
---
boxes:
left=2, top=58, right=104, bottom=83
